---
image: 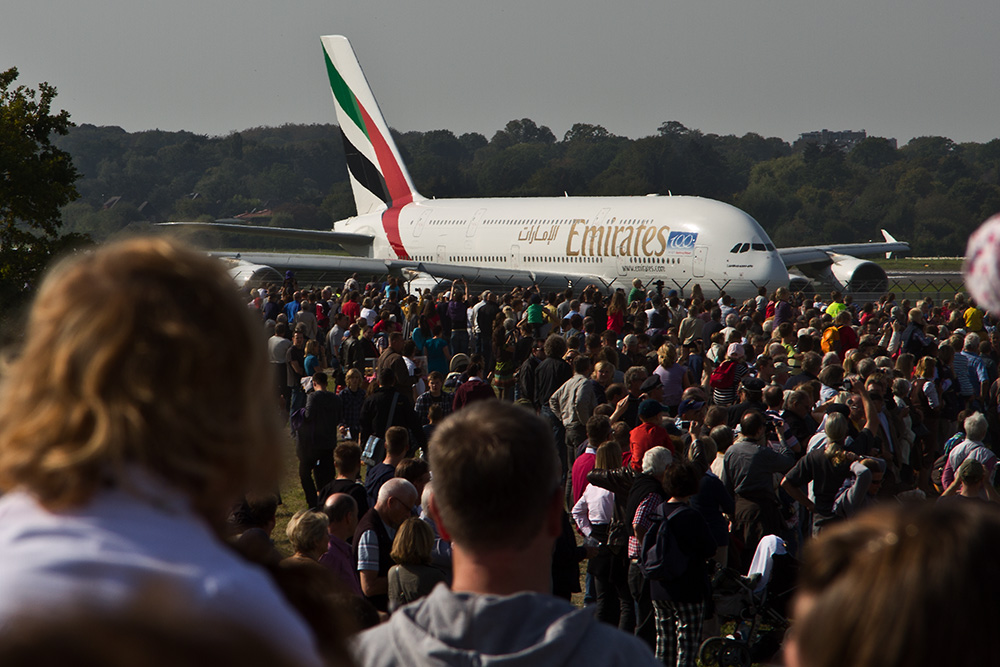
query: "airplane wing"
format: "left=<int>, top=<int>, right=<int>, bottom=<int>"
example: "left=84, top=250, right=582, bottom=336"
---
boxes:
left=778, top=231, right=909, bottom=267
left=159, top=221, right=610, bottom=290
left=775, top=229, right=910, bottom=293
left=158, top=221, right=376, bottom=256
left=213, top=251, right=610, bottom=290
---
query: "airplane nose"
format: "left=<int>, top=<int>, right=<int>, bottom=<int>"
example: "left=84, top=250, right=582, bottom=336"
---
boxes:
left=766, top=254, right=789, bottom=287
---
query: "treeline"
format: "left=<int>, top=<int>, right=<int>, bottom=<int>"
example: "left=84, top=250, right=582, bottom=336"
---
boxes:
left=54, top=120, right=1000, bottom=256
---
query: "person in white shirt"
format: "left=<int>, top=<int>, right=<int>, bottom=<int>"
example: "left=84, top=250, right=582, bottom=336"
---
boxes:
left=572, top=440, right=631, bottom=629
left=0, top=238, right=324, bottom=667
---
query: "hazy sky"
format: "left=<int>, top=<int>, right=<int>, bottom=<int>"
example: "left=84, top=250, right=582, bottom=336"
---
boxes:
left=4, top=0, right=999, bottom=145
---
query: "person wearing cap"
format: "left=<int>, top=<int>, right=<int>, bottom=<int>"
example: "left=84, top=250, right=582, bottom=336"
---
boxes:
left=726, top=376, right=768, bottom=429
left=637, top=373, right=665, bottom=404
left=627, top=400, right=675, bottom=472
left=771, top=361, right=793, bottom=388
left=712, top=343, right=750, bottom=407
left=676, top=398, right=707, bottom=445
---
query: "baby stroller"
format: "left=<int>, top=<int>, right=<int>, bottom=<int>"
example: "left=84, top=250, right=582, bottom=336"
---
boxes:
left=699, top=537, right=797, bottom=667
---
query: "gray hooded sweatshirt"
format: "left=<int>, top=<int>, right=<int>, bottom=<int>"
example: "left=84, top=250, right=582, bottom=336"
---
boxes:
left=352, top=584, right=658, bottom=667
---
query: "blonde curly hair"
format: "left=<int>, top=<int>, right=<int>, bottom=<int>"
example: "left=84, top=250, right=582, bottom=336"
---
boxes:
left=0, top=238, right=283, bottom=523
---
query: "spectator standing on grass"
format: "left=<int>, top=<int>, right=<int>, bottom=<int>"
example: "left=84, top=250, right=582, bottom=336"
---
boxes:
left=354, top=478, right=419, bottom=614
left=317, top=443, right=369, bottom=517
left=359, top=370, right=426, bottom=459
left=364, top=427, right=410, bottom=508
left=295, top=372, right=342, bottom=510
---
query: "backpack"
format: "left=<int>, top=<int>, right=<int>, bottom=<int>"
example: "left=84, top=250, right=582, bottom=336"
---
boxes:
left=709, top=359, right=736, bottom=390
left=639, top=503, right=690, bottom=581
left=820, top=326, right=840, bottom=354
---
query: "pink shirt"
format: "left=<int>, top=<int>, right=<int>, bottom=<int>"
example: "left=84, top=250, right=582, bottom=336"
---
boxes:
left=571, top=447, right=597, bottom=505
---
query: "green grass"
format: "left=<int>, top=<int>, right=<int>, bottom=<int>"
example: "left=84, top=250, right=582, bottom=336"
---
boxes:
left=272, top=434, right=310, bottom=557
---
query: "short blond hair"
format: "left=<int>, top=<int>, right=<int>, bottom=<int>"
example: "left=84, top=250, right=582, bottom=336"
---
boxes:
left=286, top=509, right=330, bottom=554
left=0, top=238, right=283, bottom=522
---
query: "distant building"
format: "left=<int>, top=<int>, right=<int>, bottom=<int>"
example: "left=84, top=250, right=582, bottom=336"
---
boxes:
left=795, top=129, right=895, bottom=152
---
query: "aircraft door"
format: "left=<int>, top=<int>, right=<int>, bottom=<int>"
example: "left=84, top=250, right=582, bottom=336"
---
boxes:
left=693, top=246, right=707, bottom=278
left=413, top=209, right=431, bottom=237
left=616, top=250, right=628, bottom=277
left=467, top=208, right=486, bottom=238
left=511, top=245, right=521, bottom=269
left=436, top=245, right=447, bottom=263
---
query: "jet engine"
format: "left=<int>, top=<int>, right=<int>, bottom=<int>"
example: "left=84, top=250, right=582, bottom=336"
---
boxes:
left=796, top=252, right=888, bottom=294
left=222, top=258, right=284, bottom=289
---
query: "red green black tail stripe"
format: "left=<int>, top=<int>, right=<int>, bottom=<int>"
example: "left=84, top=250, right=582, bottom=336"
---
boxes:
left=324, top=45, right=411, bottom=259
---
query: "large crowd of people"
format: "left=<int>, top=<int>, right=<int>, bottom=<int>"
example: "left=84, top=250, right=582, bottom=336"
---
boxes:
left=3, top=234, right=1000, bottom=666
left=257, top=267, right=1000, bottom=665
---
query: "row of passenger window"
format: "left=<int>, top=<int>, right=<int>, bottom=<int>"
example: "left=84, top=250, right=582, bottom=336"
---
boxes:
left=418, top=254, right=686, bottom=266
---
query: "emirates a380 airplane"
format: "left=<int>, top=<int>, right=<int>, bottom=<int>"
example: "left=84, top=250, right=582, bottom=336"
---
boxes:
left=165, top=36, right=907, bottom=299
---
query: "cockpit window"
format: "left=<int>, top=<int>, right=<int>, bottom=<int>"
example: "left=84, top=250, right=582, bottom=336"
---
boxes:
left=739, top=243, right=750, bottom=253
left=752, top=243, right=766, bottom=251
left=765, top=243, right=776, bottom=251
left=730, top=244, right=741, bottom=253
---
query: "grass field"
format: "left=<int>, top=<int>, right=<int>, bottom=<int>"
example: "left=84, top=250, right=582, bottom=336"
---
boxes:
left=272, top=434, right=310, bottom=557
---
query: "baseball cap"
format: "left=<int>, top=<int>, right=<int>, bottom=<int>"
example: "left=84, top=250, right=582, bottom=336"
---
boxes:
left=638, top=399, right=664, bottom=418
left=677, top=398, right=706, bottom=416
left=639, top=375, right=662, bottom=394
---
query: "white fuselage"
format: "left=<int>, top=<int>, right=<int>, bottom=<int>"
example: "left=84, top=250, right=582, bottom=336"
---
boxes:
left=336, top=194, right=789, bottom=300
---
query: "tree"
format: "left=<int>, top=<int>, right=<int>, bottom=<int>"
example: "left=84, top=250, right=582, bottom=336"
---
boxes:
left=0, top=67, right=85, bottom=303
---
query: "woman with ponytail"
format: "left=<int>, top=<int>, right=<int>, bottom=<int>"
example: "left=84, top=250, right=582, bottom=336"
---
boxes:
left=780, top=412, right=859, bottom=535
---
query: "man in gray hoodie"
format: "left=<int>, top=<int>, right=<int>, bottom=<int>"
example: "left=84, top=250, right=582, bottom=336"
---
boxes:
left=352, top=401, right=658, bottom=667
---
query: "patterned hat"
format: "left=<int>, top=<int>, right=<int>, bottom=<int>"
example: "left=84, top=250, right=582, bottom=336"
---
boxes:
left=964, top=214, right=1000, bottom=313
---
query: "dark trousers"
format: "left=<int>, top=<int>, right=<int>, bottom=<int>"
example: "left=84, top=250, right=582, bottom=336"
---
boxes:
left=564, top=422, right=586, bottom=509
left=297, top=444, right=335, bottom=509
left=540, top=407, right=566, bottom=471
left=591, top=548, right=635, bottom=632
left=733, top=492, right=784, bottom=571
left=450, top=328, right=469, bottom=355
left=628, top=560, right=657, bottom=651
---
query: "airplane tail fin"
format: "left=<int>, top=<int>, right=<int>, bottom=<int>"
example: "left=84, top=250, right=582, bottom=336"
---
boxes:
left=881, top=229, right=899, bottom=259
left=321, top=35, right=422, bottom=216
